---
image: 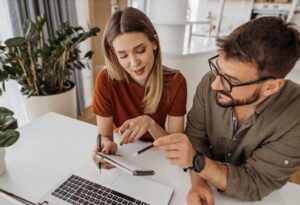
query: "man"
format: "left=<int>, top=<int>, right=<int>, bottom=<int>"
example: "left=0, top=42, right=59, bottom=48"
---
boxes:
left=154, top=16, right=300, bottom=204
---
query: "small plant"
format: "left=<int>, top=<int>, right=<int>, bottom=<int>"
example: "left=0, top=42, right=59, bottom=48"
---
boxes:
left=0, top=107, right=19, bottom=147
left=0, top=15, right=100, bottom=96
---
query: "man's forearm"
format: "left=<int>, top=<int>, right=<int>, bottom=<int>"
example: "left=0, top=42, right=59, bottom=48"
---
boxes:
left=190, top=171, right=207, bottom=186
left=198, top=157, right=228, bottom=191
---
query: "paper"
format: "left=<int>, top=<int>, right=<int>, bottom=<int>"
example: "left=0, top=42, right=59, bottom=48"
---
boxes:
left=96, top=152, right=155, bottom=176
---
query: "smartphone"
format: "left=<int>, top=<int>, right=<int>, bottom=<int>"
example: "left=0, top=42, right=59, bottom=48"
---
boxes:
left=96, top=152, right=155, bottom=176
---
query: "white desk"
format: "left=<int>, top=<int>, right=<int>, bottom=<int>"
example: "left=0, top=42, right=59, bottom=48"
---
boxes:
left=0, top=112, right=299, bottom=205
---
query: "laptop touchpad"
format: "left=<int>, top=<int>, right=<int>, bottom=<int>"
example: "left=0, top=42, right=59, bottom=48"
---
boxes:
left=111, top=173, right=173, bottom=205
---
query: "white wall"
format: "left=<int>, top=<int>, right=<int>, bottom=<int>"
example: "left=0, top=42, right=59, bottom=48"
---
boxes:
left=0, top=0, right=28, bottom=126
left=75, top=0, right=93, bottom=108
left=163, top=51, right=214, bottom=111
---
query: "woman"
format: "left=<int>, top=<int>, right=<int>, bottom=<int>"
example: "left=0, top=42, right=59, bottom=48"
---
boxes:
left=93, top=7, right=187, bottom=166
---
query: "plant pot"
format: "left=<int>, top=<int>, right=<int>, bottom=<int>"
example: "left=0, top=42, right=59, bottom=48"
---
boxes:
left=22, top=83, right=77, bottom=121
left=0, top=147, right=6, bottom=176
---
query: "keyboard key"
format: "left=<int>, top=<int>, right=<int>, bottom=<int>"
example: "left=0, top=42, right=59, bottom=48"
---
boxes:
left=71, top=195, right=79, bottom=201
left=111, top=190, right=135, bottom=203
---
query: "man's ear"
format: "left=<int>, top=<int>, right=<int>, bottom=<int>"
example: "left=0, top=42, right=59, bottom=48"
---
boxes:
left=262, top=78, right=285, bottom=97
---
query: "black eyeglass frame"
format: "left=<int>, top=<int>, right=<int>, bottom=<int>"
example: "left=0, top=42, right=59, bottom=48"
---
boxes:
left=208, top=55, right=275, bottom=93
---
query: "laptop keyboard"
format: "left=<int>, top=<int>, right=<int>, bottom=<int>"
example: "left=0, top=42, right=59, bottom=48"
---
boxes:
left=51, top=175, right=150, bottom=205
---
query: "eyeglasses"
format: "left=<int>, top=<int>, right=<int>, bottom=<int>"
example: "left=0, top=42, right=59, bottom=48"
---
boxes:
left=208, top=55, right=275, bottom=93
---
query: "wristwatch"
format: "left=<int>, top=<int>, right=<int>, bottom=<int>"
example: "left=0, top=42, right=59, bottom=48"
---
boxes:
left=189, top=153, right=205, bottom=173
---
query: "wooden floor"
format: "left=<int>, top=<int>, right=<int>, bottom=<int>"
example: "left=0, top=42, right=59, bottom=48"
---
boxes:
left=291, top=170, right=300, bottom=185
left=79, top=106, right=96, bottom=125
left=78, top=106, right=300, bottom=185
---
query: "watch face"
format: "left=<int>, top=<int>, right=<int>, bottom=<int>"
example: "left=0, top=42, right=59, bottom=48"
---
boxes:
left=194, top=155, right=205, bottom=173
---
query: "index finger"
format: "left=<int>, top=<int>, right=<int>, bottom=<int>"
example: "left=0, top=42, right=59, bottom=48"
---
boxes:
left=119, top=120, right=130, bottom=134
left=153, top=134, right=184, bottom=147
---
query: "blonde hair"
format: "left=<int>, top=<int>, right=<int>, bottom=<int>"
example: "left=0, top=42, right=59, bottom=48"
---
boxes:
left=102, top=7, right=164, bottom=114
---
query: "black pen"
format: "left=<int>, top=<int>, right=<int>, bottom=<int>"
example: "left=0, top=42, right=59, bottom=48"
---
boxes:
left=132, top=144, right=154, bottom=157
left=97, top=133, right=101, bottom=174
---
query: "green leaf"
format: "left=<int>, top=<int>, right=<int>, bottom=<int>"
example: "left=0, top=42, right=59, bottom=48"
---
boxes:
left=84, top=51, right=94, bottom=59
left=23, top=20, right=36, bottom=39
left=5, top=37, right=27, bottom=47
left=0, top=117, right=16, bottom=131
left=0, top=107, right=14, bottom=116
left=0, top=129, right=19, bottom=147
left=36, top=15, right=46, bottom=32
left=90, top=27, right=101, bottom=36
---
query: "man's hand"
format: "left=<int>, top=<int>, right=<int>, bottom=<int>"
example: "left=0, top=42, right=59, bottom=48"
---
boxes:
left=119, top=115, right=155, bottom=145
left=153, top=133, right=196, bottom=168
left=187, top=178, right=214, bottom=205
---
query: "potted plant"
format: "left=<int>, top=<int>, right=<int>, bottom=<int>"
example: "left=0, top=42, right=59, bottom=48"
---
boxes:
left=0, top=15, right=100, bottom=120
left=0, top=106, right=19, bottom=175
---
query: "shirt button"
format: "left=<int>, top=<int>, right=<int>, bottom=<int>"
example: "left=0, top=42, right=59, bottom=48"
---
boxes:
left=233, top=137, right=236, bottom=141
left=284, top=160, right=289, bottom=165
left=227, top=153, right=231, bottom=157
left=233, top=117, right=236, bottom=121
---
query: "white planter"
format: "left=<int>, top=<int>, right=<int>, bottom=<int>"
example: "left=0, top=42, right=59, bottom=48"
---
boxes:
left=0, top=148, right=6, bottom=176
left=23, top=85, right=77, bottom=122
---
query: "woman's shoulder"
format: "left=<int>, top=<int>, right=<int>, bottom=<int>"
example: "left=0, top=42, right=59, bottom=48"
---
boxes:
left=96, top=68, right=109, bottom=81
left=162, top=66, right=186, bottom=84
left=95, top=68, right=114, bottom=90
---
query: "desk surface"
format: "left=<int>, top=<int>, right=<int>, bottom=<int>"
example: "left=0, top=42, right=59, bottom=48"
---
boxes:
left=0, top=112, right=299, bottom=205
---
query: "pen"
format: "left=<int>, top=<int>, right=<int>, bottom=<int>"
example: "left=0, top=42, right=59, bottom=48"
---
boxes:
left=132, top=144, right=154, bottom=157
left=97, top=133, right=101, bottom=174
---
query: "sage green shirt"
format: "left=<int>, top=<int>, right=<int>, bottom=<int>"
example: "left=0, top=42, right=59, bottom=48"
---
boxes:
left=186, top=72, right=300, bottom=201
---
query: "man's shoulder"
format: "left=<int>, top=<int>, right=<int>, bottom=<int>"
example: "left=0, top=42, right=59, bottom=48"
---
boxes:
left=195, top=72, right=214, bottom=94
left=285, top=80, right=300, bottom=93
left=265, top=80, right=300, bottom=127
left=281, top=80, right=300, bottom=104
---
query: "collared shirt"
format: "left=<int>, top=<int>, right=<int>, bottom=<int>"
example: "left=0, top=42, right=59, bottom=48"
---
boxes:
left=185, top=72, right=300, bottom=201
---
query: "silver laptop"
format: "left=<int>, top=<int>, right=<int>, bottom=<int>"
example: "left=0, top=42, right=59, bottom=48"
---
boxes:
left=38, top=169, right=173, bottom=205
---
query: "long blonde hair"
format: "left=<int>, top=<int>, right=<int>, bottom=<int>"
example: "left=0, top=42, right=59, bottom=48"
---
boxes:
left=102, top=7, right=163, bottom=114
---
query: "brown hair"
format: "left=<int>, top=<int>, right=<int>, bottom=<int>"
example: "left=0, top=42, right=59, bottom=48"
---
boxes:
left=217, top=17, right=300, bottom=78
left=102, top=7, right=164, bottom=114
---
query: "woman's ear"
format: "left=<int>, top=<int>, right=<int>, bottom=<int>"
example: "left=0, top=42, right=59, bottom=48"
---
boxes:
left=262, top=78, right=285, bottom=97
left=152, top=34, right=158, bottom=50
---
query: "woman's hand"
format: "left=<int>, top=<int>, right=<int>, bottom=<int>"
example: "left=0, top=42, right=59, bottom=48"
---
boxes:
left=119, top=115, right=155, bottom=145
left=92, top=140, right=118, bottom=169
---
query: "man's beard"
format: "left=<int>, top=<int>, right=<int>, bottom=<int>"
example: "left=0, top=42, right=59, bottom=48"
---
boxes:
left=216, top=89, right=261, bottom=107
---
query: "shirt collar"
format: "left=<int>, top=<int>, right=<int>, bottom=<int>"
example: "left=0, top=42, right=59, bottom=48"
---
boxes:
left=255, top=81, right=286, bottom=115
